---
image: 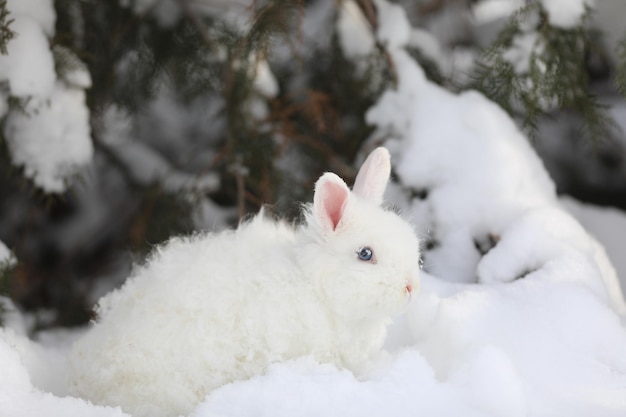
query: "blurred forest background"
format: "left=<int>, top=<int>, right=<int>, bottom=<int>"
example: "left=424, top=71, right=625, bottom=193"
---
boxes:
left=1, top=0, right=626, bottom=329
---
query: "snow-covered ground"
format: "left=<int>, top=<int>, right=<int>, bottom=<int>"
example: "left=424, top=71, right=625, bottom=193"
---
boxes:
left=3, top=0, right=626, bottom=416
left=561, top=196, right=626, bottom=296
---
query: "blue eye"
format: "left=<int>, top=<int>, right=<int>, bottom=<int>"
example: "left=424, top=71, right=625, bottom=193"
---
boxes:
left=357, top=246, right=374, bottom=261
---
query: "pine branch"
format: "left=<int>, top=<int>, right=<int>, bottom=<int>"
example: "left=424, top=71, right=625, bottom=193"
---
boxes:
left=0, top=253, right=15, bottom=326
left=616, top=32, right=626, bottom=98
left=217, top=0, right=308, bottom=215
left=0, top=0, right=14, bottom=55
left=246, top=0, right=303, bottom=57
left=533, top=10, right=618, bottom=143
left=470, top=4, right=536, bottom=118
left=406, top=46, right=447, bottom=87
left=470, top=3, right=618, bottom=143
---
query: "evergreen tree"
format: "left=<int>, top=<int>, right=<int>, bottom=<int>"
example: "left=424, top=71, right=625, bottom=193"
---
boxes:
left=470, top=2, right=618, bottom=142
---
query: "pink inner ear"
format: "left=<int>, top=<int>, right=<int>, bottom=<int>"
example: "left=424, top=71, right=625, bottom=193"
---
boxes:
left=323, top=181, right=348, bottom=230
left=314, top=173, right=350, bottom=232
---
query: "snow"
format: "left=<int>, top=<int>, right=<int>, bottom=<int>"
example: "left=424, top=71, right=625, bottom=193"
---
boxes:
left=253, top=59, right=279, bottom=98
left=471, top=0, right=524, bottom=24
left=408, top=29, right=443, bottom=66
left=3, top=82, right=94, bottom=193
left=54, top=46, right=93, bottom=89
left=0, top=334, right=128, bottom=417
left=373, top=0, right=411, bottom=50
left=540, top=0, right=594, bottom=28
left=0, top=300, right=128, bottom=416
left=403, top=274, right=626, bottom=417
left=560, top=196, right=626, bottom=301
left=190, top=353, right=507, bottom=417
left=0, top=0, right=94, bottom=193
left=407, top=29, right=476, bottom=85
left=0, top=16, right=56, bottom=98
left=502, top=31, right=540, bottom=74
left=471, top=0, right=593, bottom=28
left=6, top=0, right=56, bottom=37
left=2, top=1, right=626, bottom=416
left=248, top=57, right=279, bottom=120
left=100, top=105, right=220, bottom=194
left=126, top=0, right=182, bottom=28
left=0, top=240, right=13, bottom=266
left=336, top=0, right=375, bottom=58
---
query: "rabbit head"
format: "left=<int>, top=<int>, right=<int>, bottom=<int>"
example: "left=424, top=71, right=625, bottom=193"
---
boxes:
left=300, top=147, right=420, bottom=323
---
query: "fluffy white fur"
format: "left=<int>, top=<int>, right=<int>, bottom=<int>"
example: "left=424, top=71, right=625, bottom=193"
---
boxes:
left=67, top=148, right=420, bottom=417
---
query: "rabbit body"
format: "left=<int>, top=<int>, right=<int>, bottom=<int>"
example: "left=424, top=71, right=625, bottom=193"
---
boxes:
left=68, top=148, right=420, bottom=417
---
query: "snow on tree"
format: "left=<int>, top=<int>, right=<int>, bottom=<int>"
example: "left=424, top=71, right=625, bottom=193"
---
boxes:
left=0, top=0, right=93, bottom=193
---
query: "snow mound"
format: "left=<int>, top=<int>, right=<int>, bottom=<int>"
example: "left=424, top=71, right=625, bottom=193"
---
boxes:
left=364, top=0, right=625, bottom=315
left=191, top=352, right=521, bottom=417
left=561, top=196, right=626, bottom=294
left=0, top=330, right=128, bottom=417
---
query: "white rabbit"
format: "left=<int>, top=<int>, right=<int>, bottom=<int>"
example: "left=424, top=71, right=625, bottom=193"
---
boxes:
left=67, top=147, right=420, bottom=417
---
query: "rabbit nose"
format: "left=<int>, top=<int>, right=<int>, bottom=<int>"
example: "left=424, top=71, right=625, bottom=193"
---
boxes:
left=405, top=273, right=418, bottom=295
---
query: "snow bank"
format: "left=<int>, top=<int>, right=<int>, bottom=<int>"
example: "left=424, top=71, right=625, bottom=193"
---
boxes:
left=0, top=300, right=127, bottom=417
left=0, top=333, right=128, bottom=417
left=186, top=4, right=626, bottom=415
left=561, top=196, right=626, bottom=300
left=365, top=0, right=624, bottom=312
left=191, top=352, right=511, bottom=417
left=406, top=274, right=626, bottom=417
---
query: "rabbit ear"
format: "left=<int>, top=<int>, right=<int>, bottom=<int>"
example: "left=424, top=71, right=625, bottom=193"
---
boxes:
left=313, top=173, right=350, bottom=233
left=352, top=147, right=391, bottom=206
